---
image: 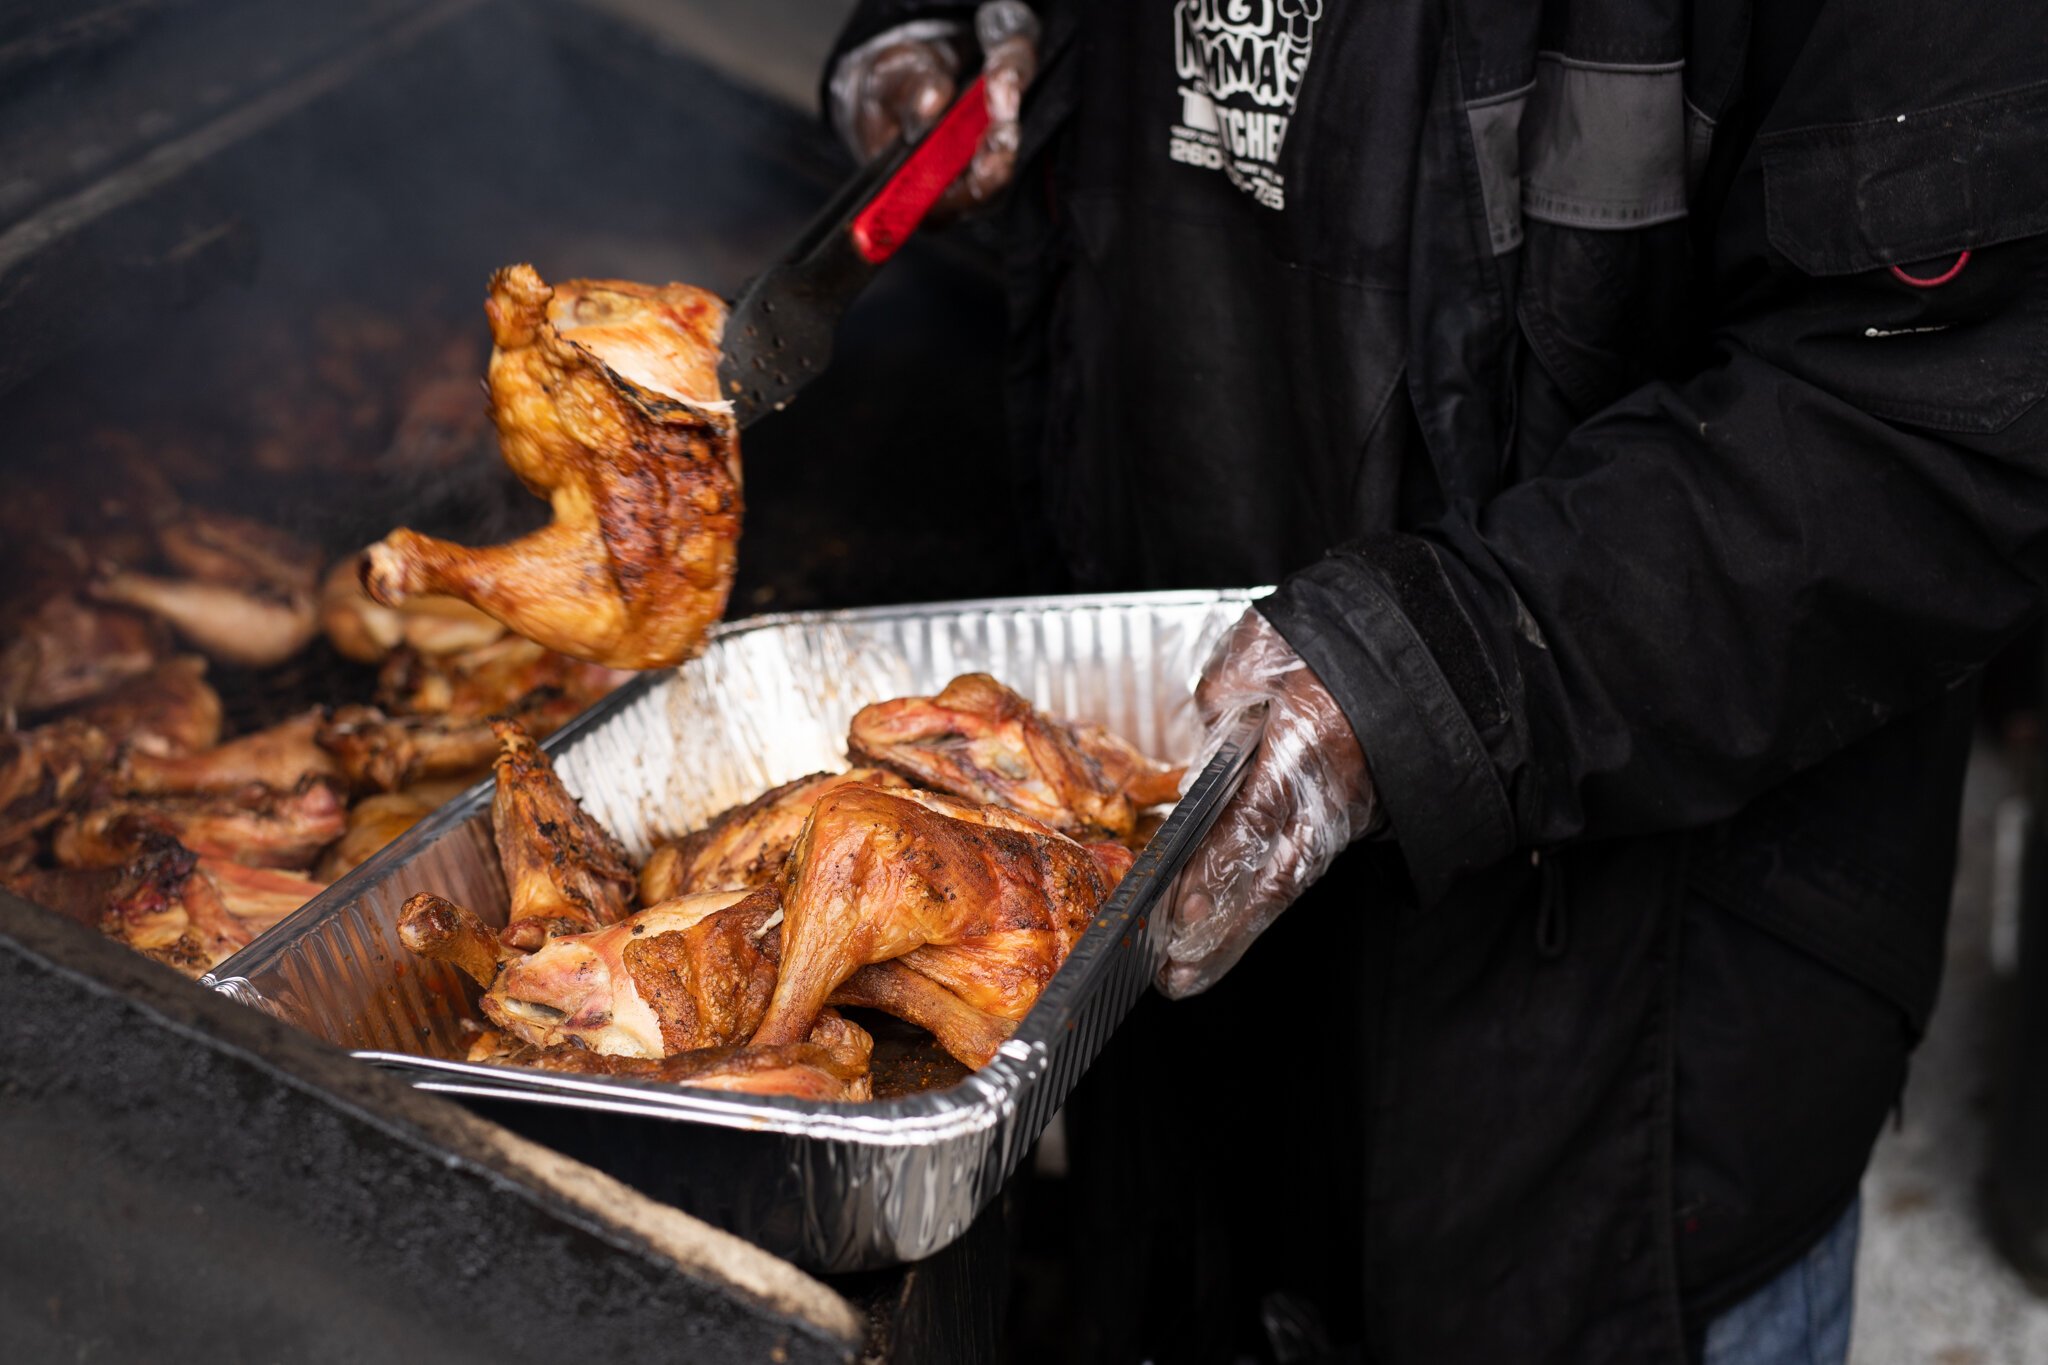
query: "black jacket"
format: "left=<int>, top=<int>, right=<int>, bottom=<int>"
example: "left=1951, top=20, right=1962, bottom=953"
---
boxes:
left=833, top=1, right=2048, bottom=1359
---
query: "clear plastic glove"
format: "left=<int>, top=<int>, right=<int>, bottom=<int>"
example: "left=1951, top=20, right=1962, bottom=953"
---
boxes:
left=828, top=1, right=1040, bottom=215
left=1161, top=610, right=1379, bottom=998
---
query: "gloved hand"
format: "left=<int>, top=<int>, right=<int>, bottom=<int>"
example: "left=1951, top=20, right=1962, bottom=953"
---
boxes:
left=1161, top=610, right=1380, bottom=998
left=828, top=1, right=1040, bottom=215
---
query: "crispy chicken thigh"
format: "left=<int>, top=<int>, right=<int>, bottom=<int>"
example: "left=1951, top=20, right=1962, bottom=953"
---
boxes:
left=751, top=785, right=1118, bottom=1049
left=362, top=265, right=742, bottom=670
left=848, top=674, right=1183, bottom=838
left=638, top=768, right=909, bottom=902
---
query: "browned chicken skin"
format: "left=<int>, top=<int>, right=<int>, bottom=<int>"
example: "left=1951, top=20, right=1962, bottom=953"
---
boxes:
left=201, top=857, right=327, bottom=925
left=320, top=556, right=506, bottom=664
left=829, top=960, right=1018, bottom=1070
left=484, top=1009, right=874, bottom=1103
left=752, top=785, right=1117, bottom=1050
left=315, top=785, right=466, bottom=881
left=362, top=265, right=742, bottom=669
left=490, top=718, right=635, bottom=946
left=116, top=711, right=339, bottom=795
left=52, top=776, right=347, bottom=871
left=317, top=705, right=503, bottom=793
left=69, top=656, right=222, bottom=758
left=848, top=673, right=1184, bottom=838
left=386, top=678, right=1167, bottom=1092
left=375, top=634, right=629, bottom=720
left=639, top=768, right=910, bottom=902
left=404, top=887, right=781, bottom=1058
left=91, top=510, right=323, bottom=669
left=83, top=828, right=319, bottom=977
left=97, top=830, right=230, bottom=975
left=0, top=719, right=115, bottom=851
left=0, top=595, right=163, bottom=716
left=318, top=628, right=628, bottom=802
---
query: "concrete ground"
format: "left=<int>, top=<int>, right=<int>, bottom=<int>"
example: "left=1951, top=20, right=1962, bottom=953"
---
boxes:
left=1855, top=742, right=2048, bottom=1363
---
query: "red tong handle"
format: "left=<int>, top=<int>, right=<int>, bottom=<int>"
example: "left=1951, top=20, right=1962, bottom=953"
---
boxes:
left=849, top=75, right=990, bottom=266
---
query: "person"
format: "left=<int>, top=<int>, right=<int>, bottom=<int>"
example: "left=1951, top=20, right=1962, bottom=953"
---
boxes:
left=826, top=2, right=2048, bottom=1360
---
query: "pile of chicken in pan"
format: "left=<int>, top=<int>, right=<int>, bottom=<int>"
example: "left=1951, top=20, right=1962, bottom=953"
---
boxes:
left=398, top=673, right=1183, bottom=1102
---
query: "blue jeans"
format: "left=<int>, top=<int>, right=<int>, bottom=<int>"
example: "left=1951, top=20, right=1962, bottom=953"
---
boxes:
left=1701, top=1198, right=1860, bottom=1365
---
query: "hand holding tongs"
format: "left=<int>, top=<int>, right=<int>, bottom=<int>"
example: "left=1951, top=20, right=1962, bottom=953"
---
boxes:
left=716, top=76, right=993, bottom=428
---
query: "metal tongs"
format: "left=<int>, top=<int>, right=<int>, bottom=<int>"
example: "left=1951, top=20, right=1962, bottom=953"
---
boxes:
left=717, top=76, right=992, bottom=428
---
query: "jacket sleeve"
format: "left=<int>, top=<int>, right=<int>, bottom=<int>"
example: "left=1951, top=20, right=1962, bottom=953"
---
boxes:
left=1262, top=56, right=2048, bottom=901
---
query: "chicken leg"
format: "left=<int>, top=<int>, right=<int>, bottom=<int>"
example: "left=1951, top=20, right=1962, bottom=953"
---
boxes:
left=751, top=785, right=1116, bottom=1049
left=362, top=265, right=742, bottom=670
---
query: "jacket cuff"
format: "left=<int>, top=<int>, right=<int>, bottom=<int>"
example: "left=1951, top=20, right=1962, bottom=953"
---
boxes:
left=1259, top=536, right=1516, bottom=902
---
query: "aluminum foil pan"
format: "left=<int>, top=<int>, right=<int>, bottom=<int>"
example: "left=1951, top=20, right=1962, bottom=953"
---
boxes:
left=204, top=589, right=1264, bottom=1270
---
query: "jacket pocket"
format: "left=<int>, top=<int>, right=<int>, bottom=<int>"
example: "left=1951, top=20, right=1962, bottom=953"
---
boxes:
left=1761, top=79, right=2048, bottom=275
left=1756, top=80, right=2048, bottom=435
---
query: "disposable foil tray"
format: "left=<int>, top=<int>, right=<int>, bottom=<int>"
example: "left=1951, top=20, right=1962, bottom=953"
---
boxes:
left=204, top=590, right=1263, bottom=1271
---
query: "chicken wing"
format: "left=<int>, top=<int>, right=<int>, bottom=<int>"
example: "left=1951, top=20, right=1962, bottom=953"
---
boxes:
left=847, top=674, right=1182, bottom=838
left=825, top=838, right=1132, bottom=1068
left=490, top=718, right=635, bottom=946
left=115, top=711, right=339, bottom=795
left=751, top=785, right=1117, bottom=1049
left=638, top=768, right=909, bottom=902
left=362, top=265, right=742, bottom=670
